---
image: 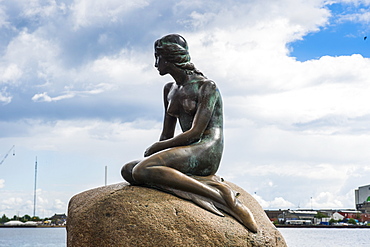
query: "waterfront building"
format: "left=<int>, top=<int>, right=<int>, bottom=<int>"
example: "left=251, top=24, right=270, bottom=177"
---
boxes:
left=355, top=184, right=370, bottom=213
left=50, top=213, right=67, bottom=226
left=337, top=210, right=370, bottom=223
left=265, top=209, right=370, bottom=225
left=265, top=210, right=317, bottom=224
left=332, top=212, right=345, bottom=221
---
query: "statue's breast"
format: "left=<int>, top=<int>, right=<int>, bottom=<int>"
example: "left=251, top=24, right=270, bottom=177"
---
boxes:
left=167, top=99, right=180, bottom=117
left=182, top=98, right=197, bottom=115
left=167, top=87, right=197, bottom=117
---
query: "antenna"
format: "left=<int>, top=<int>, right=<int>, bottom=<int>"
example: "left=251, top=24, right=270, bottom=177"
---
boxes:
left=33, top=157, right=38, bottom=217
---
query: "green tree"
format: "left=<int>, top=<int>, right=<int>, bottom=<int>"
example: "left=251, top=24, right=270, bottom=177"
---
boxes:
left=18, top=214, right=32, bottom=222
left=329, top=218, right=337, bottom=225
left=0, top=214, right=9, bottom=223
left=315, top=211, right=328, bottom=219
left=31, top=216, right=41, bottom=221
left=23, top=215, right=31, bottom=221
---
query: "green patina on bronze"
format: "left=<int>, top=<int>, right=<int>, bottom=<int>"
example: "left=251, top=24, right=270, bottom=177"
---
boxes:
left=121, top=34, right=258, bottom=233
left=154, top=35, right=191, bottom=69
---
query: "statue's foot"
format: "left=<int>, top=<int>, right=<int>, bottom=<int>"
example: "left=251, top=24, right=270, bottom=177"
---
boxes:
left=230, top=200, right=258, bottom=233
left=191, top=175, right=258, bottom=233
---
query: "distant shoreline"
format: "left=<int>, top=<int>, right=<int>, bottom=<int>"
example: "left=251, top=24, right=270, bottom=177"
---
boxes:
left=2, top=224, right=369, bottom=229
left=276, top=224, right=370, bottom=229
left=0, top=225, right=66, bottom=228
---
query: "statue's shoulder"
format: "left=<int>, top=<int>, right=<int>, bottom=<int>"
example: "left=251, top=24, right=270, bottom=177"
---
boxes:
left=164, top=82, right=174, bottom=89
left=163, top=82, right=175, bottom=94
left=199, top=79, right=217, bottom=92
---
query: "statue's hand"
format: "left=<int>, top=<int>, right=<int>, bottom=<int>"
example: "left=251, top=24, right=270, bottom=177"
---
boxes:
left=144, top=142, right=162, bottom=157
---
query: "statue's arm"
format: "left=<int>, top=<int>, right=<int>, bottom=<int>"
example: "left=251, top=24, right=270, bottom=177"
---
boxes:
left=159, top=82, right=177, bottom=141
left=190, top=80, right=219, bottom=136
left=144, top=81, right=218, bottom=157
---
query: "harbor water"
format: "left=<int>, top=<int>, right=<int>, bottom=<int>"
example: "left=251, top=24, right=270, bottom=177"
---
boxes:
left=0, top=227, right=369, bottom=246
left=0, top=227, right=66, bottom=247
left=279, top=227, right=370, bottom=247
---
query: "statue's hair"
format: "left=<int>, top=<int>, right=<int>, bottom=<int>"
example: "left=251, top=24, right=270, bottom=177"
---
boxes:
left=155, top=34, right=204, bottom=76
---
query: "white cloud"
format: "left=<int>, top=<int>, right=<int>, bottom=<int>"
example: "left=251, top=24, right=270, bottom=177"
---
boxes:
left=334, top=0, right=370, bottom=30
left=340, top=8, right=370, bottom=22
left=86, top=50, right=153, bottom=86
left=178, top=2, right=330, bottom=97
left=70, top=0, right=150, bottom=30
left=0, top=29, right=63, bottom=101
left=248, top=163, right=348, bottom=180
left=4, top=29, right=60, bottom=68
left=52, top=199, right=66, bottom=211
left=0, top=179, right=4, bottom=188
left=1, top=0, right=370, bottom=216
left=0, top=189, right=71, bottom=217
left=19, top=0, right=65, bottom=19
left=253, top=194, right=295, bottom=209
left=3, top=197, right=23, bottom=205
left=309, top=192, right=345, bottom=209
left=0, top=64, right=23, bottom=83
left=219, top=54, right=370, bottom=138
left=0, top=90, right=12, bottom=104
left=3, top=119, right=160, bottom=159
left=0, top=63, right=22, bottom=104
left=31, top=82, right=114, bottom=102
left=32, top=92, right=75, bottom=102
left=0, top=3, right=9, bottom=28
left=338, top=0, right=370, bottom=6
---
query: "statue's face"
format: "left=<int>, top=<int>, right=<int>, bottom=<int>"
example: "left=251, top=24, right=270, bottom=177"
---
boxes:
left=154, top=53, right=169, bottom=76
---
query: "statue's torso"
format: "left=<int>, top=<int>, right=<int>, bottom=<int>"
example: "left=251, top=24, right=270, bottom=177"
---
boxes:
left=166, top=79, right=223, bottom=133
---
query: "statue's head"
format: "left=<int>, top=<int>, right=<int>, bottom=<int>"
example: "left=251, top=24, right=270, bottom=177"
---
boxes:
left=154, top=34, right=192, bottom=69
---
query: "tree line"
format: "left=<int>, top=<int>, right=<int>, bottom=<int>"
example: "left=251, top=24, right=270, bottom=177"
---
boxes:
left=0, top=214, right=43, bottom=223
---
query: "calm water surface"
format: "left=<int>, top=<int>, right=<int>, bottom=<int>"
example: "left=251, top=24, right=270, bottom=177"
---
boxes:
left=0, top=227, right=66, bottom=247
left=0, top=227, right=369, bottom=246
left=279, top=227, right=370, bottom=247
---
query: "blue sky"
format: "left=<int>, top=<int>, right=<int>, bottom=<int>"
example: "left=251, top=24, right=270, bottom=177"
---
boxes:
left=1, top=0, right=370, bottom=218
left=291, top=2, right=370, bottom=61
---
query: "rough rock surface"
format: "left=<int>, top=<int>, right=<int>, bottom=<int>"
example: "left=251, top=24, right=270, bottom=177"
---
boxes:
left=67, top=182, right=287, bottom=247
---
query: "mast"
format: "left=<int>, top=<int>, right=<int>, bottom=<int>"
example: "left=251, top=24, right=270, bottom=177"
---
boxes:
left=0, top=145, right=15, bottom=165
left=105, top=166, right=107, bottom=186
left=33, top=157, right=37, bottom=217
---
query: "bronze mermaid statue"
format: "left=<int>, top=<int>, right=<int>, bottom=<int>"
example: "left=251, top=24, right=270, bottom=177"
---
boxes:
left=121, top=34, right=258, bottom=233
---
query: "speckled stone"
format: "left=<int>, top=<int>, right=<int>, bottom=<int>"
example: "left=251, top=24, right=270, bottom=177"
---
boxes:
left=67, top=182, right=287, bottom=247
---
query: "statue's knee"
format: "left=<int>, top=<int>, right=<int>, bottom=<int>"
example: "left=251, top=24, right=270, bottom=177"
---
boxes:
left=132, top=162, right=153, bottom=183
left=121, top=161, right=140, bottom=184
left=131, top=165, right=145, bottom=183
left=131, top=159, right=159, bottom=183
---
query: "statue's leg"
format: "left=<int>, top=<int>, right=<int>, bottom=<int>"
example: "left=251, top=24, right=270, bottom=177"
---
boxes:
left=126, top=148, right=258, bottom=233
left=132, top=154, right=227, bottom=206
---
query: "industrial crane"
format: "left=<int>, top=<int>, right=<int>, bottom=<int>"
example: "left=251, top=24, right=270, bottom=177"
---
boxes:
left=0, top=145, right=15, bottom=165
